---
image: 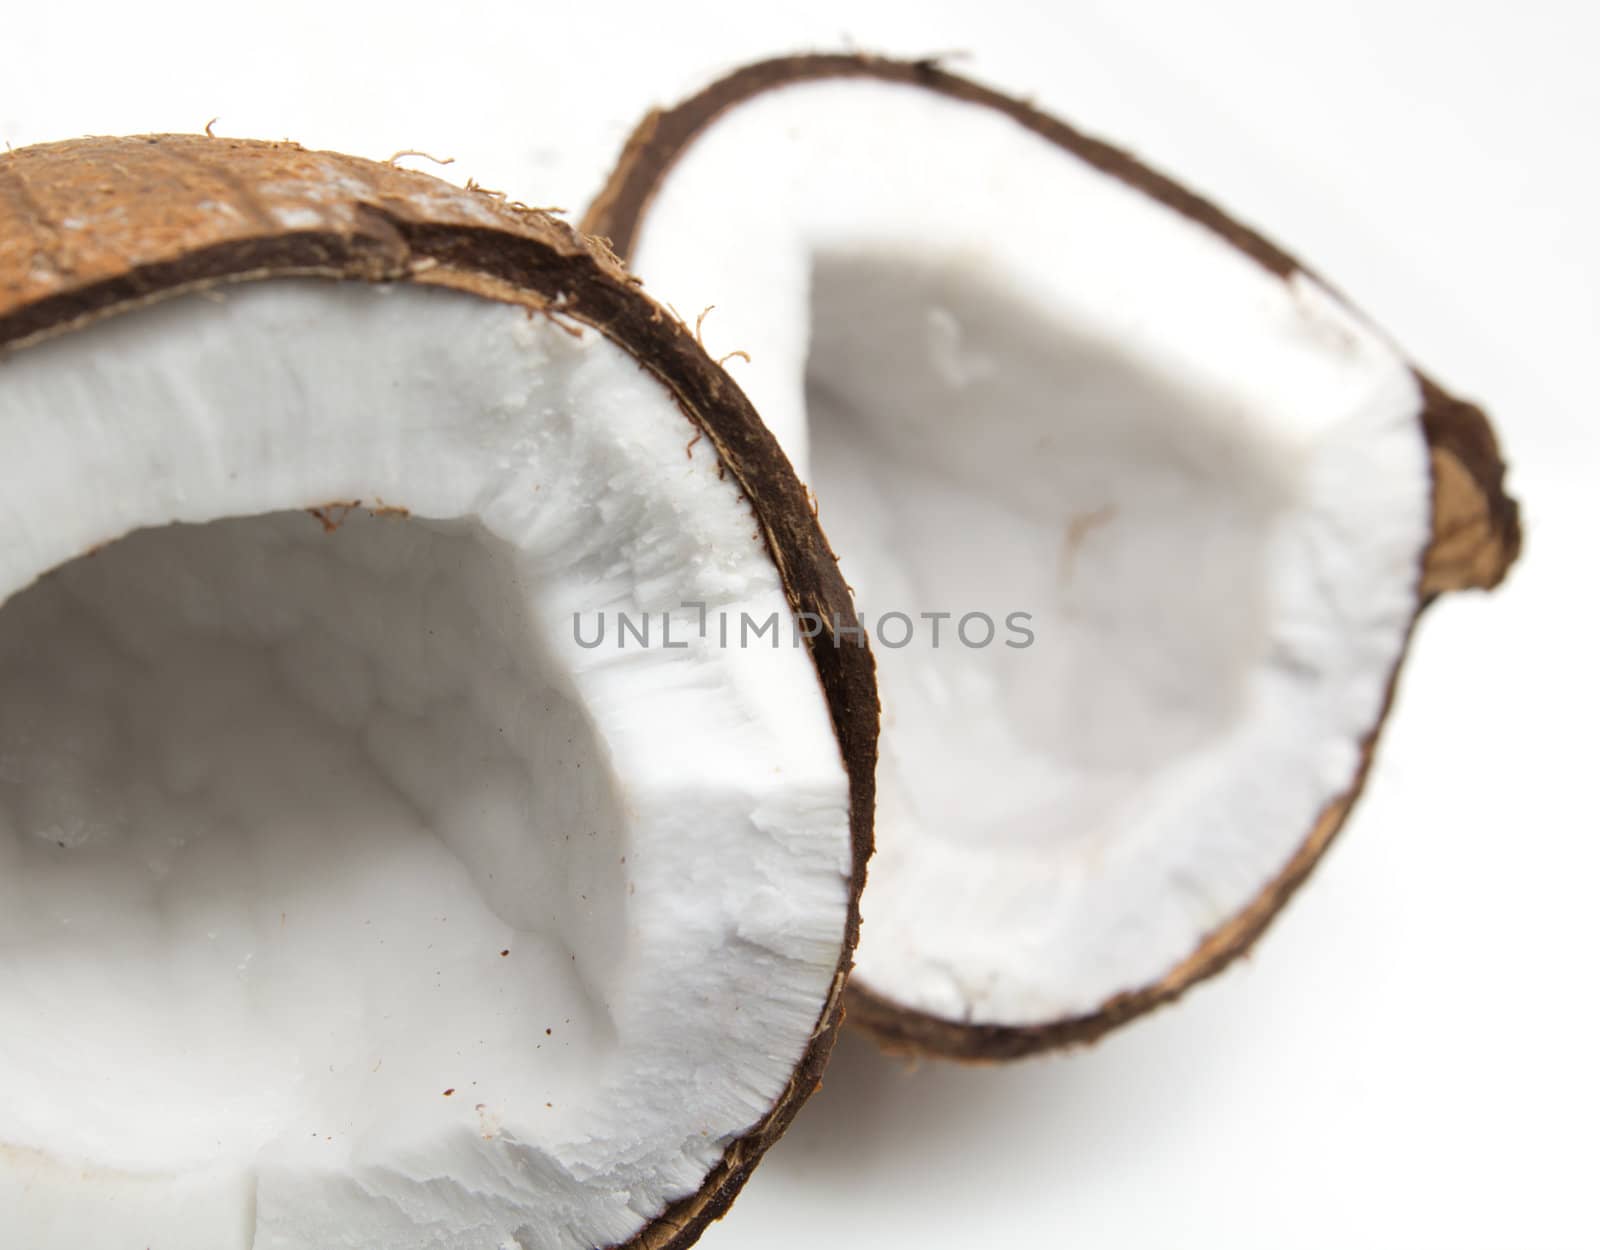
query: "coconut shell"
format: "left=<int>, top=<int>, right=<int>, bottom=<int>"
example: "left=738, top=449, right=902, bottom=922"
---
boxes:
left=582, top=53, right=1521, bottom=1060
left=0, top=133, right=878, bottom=1246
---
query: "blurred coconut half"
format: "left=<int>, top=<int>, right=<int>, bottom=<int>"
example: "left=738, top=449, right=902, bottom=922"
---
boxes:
left=585, top=54, right=1519, bottom=1059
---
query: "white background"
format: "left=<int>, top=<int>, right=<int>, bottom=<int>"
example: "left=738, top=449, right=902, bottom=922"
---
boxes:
left=6, top=2, right=1596, bottom=1246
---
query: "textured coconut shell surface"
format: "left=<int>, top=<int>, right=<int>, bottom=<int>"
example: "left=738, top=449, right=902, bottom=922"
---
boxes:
left=0, top=133, right=878, bottom=1250
left=584, top=53, right=1521, bottom=1061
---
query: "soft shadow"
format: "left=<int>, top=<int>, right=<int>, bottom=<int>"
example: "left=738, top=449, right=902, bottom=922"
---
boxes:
left=767, top=1030, right=1043, bottom=1179
left=738, top=986, right=1267, bottom=1210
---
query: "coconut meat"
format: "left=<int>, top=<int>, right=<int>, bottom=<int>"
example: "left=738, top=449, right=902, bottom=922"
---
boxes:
left=0, top=281, right=851, bottom=1249
left=627, top=78, right=1431, bottom=1027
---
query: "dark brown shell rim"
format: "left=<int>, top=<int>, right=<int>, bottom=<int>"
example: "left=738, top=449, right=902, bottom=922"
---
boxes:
left=0, top=133, right=878, bottom=1248
left=582, top=52, right=1522, bottom=1061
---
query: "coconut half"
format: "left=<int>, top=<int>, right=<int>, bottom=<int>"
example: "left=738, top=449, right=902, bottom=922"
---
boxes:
left=0, top=135, right=875, bottom=1249
left=584, top=54, right=1520, bottom=1059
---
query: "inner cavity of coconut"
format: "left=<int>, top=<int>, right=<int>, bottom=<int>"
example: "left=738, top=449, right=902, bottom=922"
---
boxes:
left=0, top=509, right=623, bottom=1165
left=629, top=77, right=1431, bottom=1027
left=0, top=281, right=851, bottom=1250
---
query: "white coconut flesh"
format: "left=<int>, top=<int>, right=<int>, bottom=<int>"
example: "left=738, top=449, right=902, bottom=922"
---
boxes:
left=627, top=78, right=1432, bottom=1028
left=0, top=280, right=852, bottom=1249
